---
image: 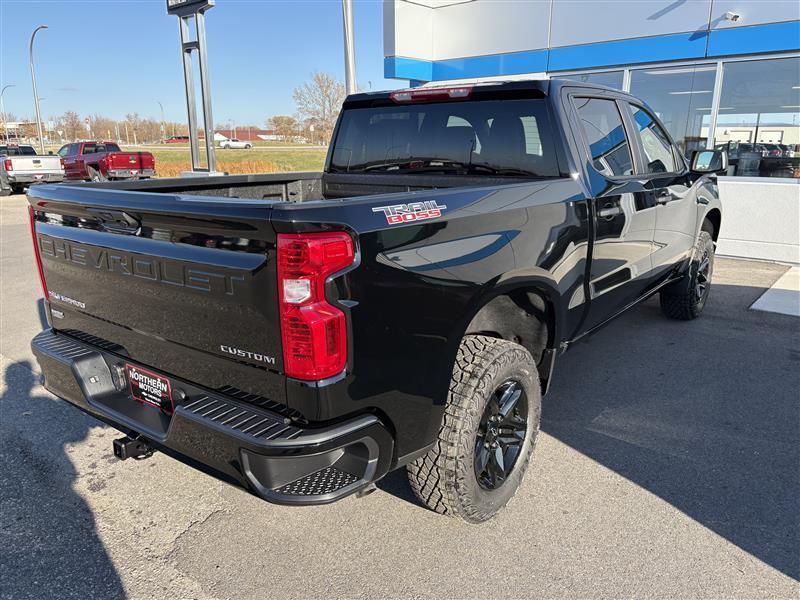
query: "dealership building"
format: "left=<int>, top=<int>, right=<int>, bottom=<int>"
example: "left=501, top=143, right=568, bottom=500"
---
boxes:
left=383, top=1, right=800, bottom=262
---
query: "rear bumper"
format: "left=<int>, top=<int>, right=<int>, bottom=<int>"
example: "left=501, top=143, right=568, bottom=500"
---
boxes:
left=106, top=168, right=155, bottom=179
left=7, top=172, right=64, bottom=184
left=32, top=329, right=393, bottom=505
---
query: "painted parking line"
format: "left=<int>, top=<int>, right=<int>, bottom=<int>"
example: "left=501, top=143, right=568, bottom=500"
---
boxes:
left=750, top=266, right=800, bottom=317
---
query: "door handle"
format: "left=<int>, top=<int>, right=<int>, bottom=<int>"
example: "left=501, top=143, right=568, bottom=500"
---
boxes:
left=597, top=204, right=623, bottom=219
left=655, top=190, right=672, bottom=205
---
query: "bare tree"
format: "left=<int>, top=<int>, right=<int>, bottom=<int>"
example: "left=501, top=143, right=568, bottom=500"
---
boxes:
left=267, top=115, right=298, bottom=141
left=60, top=111, right=82, bottom=141
left=292, top=72, right=346, bottom=144
left=89, top=114, right=117, bottom=141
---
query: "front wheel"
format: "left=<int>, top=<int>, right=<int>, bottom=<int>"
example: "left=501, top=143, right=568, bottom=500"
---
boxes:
left=660, top=229, right=715, bottom=320
left=407, top=335, right=541, bottom=523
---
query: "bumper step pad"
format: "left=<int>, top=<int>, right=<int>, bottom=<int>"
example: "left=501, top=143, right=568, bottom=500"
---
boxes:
left=277, top=467, right=359, bottom=497
left=182, top=395, right=302, bottom=442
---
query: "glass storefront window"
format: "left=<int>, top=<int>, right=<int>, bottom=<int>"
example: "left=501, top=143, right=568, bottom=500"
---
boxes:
left=629, top=65, right=717, bottom=158
left=561, top=70, right=624, bottom=90
left=712, top=57, right=800, bottom=179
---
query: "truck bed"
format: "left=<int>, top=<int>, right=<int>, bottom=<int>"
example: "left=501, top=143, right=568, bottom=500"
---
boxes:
left=74, top=171, right=524, bottom=202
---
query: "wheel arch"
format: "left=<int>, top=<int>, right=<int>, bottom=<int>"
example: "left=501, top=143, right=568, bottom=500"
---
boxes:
left=703, top=207, right=722, bottom=242
left=457, top=276, right=565, bottom=393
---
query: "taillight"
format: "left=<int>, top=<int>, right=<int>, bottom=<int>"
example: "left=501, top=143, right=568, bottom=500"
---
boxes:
left=277, top=232, right=355, bottom=380
left=28, top=205, right=48, bottom=298
left=59, top=158, right=65, bottom=169
left=3, top=159, right=12, bottom=171
left=390, top=85, right=473, bottom=103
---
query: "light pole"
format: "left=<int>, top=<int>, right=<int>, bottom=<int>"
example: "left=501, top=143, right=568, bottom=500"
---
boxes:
left=157, top=100, right=165, bottom=141
left=29, top=25, right=48, bottom=154
left=0, top=84, right=15, bottom=142
left=342, top=0, right=357, bottom=95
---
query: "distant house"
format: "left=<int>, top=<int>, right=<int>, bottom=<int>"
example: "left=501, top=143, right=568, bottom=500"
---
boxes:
left=214, top=128, right=280, bottom=142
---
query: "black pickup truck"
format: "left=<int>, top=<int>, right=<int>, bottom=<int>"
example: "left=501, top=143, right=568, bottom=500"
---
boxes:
left=29, top=80, right=724, bottom=523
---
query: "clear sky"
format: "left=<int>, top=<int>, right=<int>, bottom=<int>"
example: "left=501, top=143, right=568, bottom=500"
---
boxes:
left=0, top=0, right=403, bottom=126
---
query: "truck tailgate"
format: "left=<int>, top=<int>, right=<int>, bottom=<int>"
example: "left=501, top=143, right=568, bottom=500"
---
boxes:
left=10, top=155, right=62, bottom=173
left=107, top=152, right=155, bottom=170
left=29, top=185, right=285, bottom=401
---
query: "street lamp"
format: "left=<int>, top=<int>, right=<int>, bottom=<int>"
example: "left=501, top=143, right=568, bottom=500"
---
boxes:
left=0, top=84, right=15, bottom=142
left=342, top=0, right=357, bottom=95
left=157, top=100, right=166, bottom=140
left=29, top=25, right=48, bottom=154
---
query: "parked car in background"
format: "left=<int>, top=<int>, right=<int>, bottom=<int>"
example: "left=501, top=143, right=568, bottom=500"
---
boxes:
left=29, top=80, right=725, bottom=523
left=58, top=141, right=156, bottom=181
left=0, top=144, right=64, bottom=196
left=760, top=143, right=795, bottom=158
left=163, top=135, right=190, bottom=144
left=220, top=138, right=252, bottom=149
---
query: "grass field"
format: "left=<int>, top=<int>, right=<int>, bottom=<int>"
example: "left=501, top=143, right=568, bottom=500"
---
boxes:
left=129, top=145, right=328, bottom=177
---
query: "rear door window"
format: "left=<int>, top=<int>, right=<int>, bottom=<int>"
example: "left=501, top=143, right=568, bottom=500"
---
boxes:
left=573, top=97, right=634, bottom=177
left=82, top=143, right=97, bottom=154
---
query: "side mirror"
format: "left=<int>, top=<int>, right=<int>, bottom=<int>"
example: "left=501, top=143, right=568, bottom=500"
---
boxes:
left=691, top=149, right=728, bottom=174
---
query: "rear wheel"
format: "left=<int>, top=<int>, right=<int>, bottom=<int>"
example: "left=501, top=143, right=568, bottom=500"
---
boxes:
left=407, top=335, right=541, bottom=523
left=10, top=184, right=25, bottom=195
left=660, top=228, right=715, bottom=320
left=86, top=166, right=107, bottom=182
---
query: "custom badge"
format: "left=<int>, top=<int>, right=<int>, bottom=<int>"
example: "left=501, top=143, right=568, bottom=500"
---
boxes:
left=372, top=200, right=447, bottom=225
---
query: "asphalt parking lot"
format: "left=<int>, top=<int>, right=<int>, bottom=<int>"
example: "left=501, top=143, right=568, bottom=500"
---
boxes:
left=1, top=192, right=798, bottom=599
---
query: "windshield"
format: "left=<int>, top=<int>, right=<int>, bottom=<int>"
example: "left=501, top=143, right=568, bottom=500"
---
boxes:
left=329, top=99, right=560, bottom=178
left=0, top=145, right=37, bottom=156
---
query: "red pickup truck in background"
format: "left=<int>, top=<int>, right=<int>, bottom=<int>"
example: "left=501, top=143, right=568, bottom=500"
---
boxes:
left=57, top=141, right=156, bottom=181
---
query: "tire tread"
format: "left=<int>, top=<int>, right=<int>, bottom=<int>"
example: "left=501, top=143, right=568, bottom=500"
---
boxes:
left=407, top=335, right=540, bottom=522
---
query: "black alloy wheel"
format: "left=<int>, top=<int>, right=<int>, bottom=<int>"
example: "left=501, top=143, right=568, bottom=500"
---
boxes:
left=695, top=247, right=711, bottom=302
left=474, top=380, right=528, bottom=490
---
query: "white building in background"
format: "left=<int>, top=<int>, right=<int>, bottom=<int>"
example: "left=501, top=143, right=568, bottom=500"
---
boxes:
left=382, top=0, right=800, bottom=263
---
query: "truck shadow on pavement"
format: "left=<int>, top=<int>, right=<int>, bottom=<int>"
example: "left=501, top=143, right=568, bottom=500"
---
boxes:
left=541, top=288, right=799, bottom=581
left=0, top=360, right=126, bottom=600
left=381, top=283, right=799, bottom=581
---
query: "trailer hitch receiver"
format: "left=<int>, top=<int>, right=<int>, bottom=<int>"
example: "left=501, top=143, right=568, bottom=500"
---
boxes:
left=113, top=436, right=154, bottom=460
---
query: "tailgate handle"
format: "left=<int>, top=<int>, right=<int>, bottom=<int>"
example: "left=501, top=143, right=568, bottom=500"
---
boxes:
left=88, top=209, right=141, bottom=235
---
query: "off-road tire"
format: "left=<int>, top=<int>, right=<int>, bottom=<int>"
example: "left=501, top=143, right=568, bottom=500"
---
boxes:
left=660, top=228, right=715, bottom=320
left=407, top=335, right=541, bottom=523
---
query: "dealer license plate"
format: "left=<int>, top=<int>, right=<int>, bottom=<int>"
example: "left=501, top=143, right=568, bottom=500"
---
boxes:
left=125, top=363, right=173, bottom=413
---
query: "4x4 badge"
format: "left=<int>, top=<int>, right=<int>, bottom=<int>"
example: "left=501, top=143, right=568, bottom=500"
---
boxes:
left=372, top=200, right=447, bottom=225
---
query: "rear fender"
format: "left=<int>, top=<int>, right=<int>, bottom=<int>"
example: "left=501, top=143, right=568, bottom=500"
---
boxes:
left=444, top=271, right=564, bottom=385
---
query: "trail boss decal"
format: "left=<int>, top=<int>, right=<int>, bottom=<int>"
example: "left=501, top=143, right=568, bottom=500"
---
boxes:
left=372, top=201, right=447, bottom=225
